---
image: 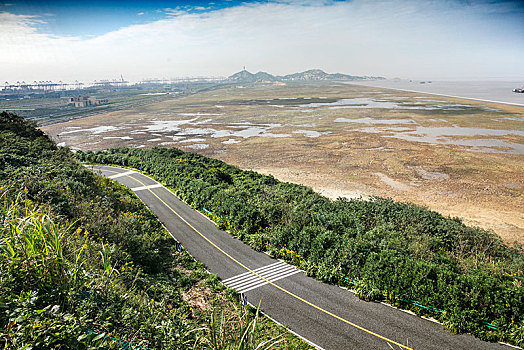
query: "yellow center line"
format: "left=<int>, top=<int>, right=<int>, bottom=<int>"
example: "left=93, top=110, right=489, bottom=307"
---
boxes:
left=100, top=166, right=413, bottom=350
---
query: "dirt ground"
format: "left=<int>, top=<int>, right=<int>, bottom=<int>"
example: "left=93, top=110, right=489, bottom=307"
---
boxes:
left=42, top=82, right=524, bottom=244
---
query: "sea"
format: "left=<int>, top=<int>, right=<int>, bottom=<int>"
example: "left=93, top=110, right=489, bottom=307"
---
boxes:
left=348, top=80, right=524, bottom=106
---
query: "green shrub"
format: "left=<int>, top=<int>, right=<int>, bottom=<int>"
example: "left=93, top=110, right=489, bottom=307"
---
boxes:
left=78, top=146, right=524, bottom=346
left=0, top=112, right=309, bottom=349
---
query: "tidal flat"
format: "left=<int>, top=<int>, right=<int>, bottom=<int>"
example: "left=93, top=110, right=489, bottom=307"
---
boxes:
left=42, top=81, right=524, bottom=243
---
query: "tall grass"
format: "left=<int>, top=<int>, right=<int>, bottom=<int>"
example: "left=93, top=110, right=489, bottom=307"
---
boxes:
left=0, top=194, right=298, bottom=349
left=0, top=112, right=311, bottom=349
left=0, top=194, right=82, bottom=291
left=202, top=304, right=285, bottom=350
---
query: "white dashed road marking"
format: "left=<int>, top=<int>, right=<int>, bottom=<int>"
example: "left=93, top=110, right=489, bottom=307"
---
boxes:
left=130, top=183, right=163, bottom=192
left=108, top=170, right=135, bottom=179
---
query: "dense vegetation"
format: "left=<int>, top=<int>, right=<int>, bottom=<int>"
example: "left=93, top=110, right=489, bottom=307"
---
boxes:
left=77, top=146, right=524, bottom=346
left=0, top=112, right=310, bottom=349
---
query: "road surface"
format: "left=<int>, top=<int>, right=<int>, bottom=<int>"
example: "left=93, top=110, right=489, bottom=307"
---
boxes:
left=92, top=165, right=509, bottom=350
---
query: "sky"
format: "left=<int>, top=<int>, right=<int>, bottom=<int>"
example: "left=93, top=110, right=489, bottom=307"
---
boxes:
left=1, top=0, right=523, bottom=83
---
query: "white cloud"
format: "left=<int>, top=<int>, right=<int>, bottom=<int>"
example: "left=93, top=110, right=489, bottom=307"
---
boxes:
left=164, top=7, right=189, bottom=17
left=0, top=11, right=79, bottom=81
left=0, top=1, right=523, bottom=82
left=0, top=11, right=44, bottom=37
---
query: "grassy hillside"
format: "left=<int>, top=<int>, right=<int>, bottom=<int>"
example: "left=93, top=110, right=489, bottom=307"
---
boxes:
left=0, top=112, right=311, bottom=349
left=77, top=146, right=524, bottom=346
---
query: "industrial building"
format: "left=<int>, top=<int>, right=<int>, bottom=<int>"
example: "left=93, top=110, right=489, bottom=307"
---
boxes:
left=68, top=96, right=108, bottom=107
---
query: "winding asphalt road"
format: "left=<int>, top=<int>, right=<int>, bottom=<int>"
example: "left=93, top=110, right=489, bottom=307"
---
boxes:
left=92, top=165, right=509, bottom=350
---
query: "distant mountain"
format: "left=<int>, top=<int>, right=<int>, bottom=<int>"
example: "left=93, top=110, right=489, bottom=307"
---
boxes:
left=281, top=69, right=349, bottom=81
left=253, top=71, right=278, bottom=82
left=227, top=69, right=384, bottom=83
left=228, top=70, right=277, bottom=83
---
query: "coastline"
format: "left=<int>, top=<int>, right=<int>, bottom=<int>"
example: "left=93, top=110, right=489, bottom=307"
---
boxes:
left=347, top=80, right=524, bottom=107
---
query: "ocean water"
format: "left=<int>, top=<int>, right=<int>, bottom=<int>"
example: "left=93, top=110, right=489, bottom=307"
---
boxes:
left=348, top=80, right=524, bottom=106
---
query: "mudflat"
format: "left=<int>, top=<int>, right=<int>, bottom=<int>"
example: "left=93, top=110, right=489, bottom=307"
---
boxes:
left=42, top=81, right=524, bottom=244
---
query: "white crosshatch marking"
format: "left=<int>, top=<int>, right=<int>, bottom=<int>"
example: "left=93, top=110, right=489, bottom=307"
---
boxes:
left=222, top=261, right=300, bottom=294
left=130, top=183, right=163, bottom=192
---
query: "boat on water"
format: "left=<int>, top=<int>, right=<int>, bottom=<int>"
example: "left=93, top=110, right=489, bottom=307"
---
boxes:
left=513, top=85, right=524, bottom=93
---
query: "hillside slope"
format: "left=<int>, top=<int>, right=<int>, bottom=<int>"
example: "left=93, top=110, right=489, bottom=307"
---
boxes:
left=0, top=112, right=311, bottom=349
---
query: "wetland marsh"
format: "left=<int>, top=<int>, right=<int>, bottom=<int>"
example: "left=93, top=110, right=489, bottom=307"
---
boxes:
left=42, top=82, right=524, bottom=243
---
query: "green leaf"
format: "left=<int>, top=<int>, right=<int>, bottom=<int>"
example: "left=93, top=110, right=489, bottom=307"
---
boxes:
left=93, top=332, right=106, bottom=341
